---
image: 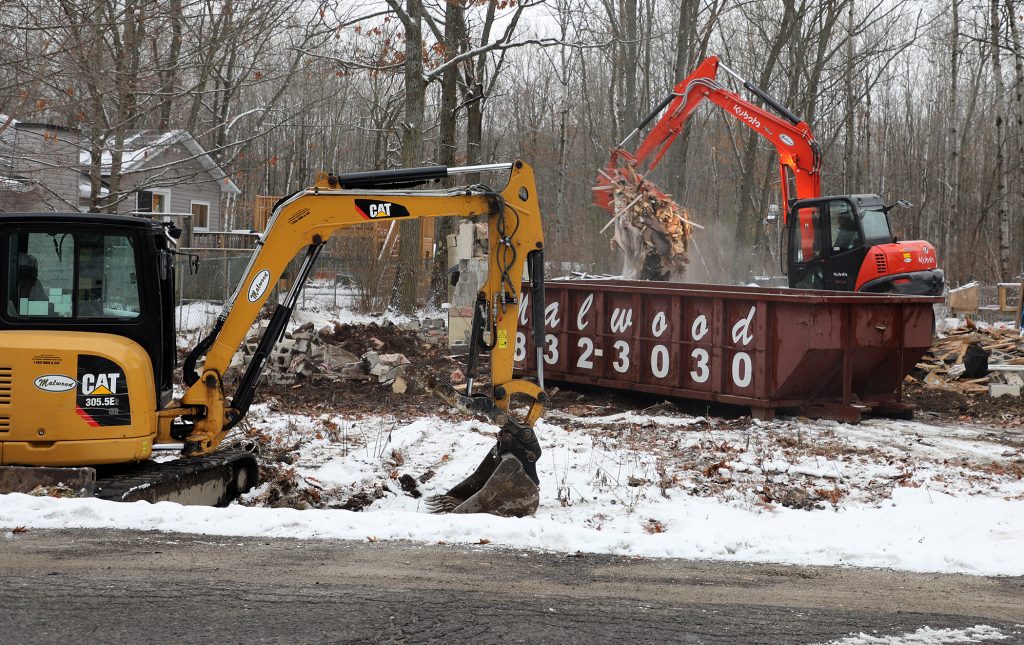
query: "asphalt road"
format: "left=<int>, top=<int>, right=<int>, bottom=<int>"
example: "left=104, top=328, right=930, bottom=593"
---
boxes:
left=0, top=529, right=1021, bottom=644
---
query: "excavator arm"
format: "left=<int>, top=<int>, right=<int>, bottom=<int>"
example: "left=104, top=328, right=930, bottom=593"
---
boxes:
left=164, top=160, right=548, bottom=516
left=596, top=56, right=822, bottom=222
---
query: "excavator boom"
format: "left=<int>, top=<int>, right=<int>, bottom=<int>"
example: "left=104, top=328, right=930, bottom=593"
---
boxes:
left=597, top=56, right=821, bottom=218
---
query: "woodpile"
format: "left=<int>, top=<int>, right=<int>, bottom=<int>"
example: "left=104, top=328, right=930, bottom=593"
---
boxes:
left=600, top=166, right=696, bottom=282
left=911, top=321, right=1024, bottom=396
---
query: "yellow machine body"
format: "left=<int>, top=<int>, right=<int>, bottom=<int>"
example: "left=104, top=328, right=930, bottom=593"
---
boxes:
left=0, top=331, right=156, bottom=466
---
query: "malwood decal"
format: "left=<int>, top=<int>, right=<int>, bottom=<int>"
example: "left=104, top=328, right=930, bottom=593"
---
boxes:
left=34, top=375, right=77, bottom=392
left=248, top=269, right=271, bottom=302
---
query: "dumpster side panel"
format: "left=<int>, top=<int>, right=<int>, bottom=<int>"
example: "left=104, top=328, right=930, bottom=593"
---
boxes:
left=516, top=280, right=937, bottom=419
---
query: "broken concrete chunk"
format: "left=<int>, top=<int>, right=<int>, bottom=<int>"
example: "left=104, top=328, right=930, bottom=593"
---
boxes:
left=340, top=363, right=370, bottom=380
left=377, top=353, right=410, bottom=366
left=324, top=346, right=359, bottom=367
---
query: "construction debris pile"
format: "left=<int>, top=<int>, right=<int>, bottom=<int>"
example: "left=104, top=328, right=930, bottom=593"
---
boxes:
left=911, top=322, right=1024, bottom=397
left=227, top=319, right=449, bottom=394
left=602, top=167, right=695, bottom=281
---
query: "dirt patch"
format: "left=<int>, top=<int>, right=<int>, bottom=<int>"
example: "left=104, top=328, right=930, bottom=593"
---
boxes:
left=903, top=382, right=1024, bottom=428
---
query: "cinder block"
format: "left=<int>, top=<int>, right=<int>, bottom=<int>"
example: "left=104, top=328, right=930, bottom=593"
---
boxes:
left=990, top=383, right=1021, bottom=398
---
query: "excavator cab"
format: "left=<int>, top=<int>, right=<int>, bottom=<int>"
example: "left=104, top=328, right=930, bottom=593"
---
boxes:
left=784, top=195, right=943, bottom=295
left=0, top=214, right=179, bottom=466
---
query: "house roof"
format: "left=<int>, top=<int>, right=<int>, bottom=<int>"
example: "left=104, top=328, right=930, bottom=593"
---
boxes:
left=78, top=130, right=240, bottom=195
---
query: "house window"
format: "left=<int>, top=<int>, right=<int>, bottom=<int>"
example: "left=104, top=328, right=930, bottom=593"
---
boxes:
left=191, top=200, right=210, bottom=229
left=137, top=189, right=170, bottom=213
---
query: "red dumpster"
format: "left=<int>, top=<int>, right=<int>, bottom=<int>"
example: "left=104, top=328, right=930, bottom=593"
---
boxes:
left=514, top=280, right=941, bottom=422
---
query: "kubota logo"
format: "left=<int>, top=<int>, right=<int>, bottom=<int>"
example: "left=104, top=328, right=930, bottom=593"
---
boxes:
left=779, top=134, right=795, bottom=146
left=34, top=375, right=77, bottom=392
left=248, top=269, right=271, bottom=302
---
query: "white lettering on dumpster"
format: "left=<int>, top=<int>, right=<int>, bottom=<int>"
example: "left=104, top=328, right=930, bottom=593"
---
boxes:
left=691, top=315, right=709, bottom=341
left=577, top=294, right=593, bottom=331
left=730, top=305, right=756, bottom=389
left=731, top=306, right=756, bottom=346
left=689, top=314, right=710, bottom=383
left=545, top=302, right=561, bottom=329
left=610, top=308, right=633, bottom=334
left=651, top=312, right=670, bottom=378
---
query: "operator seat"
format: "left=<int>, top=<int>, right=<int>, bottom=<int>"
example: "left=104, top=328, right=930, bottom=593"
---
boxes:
left=9, top=252, right=46, bottom=314
left=832, top=212, right=859, bottom=252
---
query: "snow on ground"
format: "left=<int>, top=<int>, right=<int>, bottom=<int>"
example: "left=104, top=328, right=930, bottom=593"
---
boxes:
left=818, top=625, right=1014, bottom=644
left=3, top=402, right=1023, bottom=577
left=5, top=298, right=1022, bottom=576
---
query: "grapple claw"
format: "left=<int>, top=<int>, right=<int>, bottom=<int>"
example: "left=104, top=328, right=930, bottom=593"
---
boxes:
left=427, top=449, right=539, bottom=518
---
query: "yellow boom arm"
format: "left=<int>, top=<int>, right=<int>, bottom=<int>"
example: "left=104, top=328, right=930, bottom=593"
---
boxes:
left=165, top=161, right=546, bottom=467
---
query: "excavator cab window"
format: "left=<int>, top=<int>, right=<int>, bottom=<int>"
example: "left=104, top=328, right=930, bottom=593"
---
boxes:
left=788, top=204, right=824, bottom=289
left=860, top=207, right=894, bottom=244
left=828, top=201, right=861, bottom=253
left=3, top=230, right=141, bottom=319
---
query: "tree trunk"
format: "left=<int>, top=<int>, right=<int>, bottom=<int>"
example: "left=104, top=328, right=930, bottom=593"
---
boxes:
left=990, top=0, right=1010, bottom=280
left=666, top=0, right=699, bottom=204
left=392, top=0, right=427, bottom=313
left=158, top=0, right=183, bottom=130
left=428, top=0, right=466, bottom=308
left=947, top=0, right=961, bottom=265
left=1005, top=0, right=1024, bottom=279
left=622, top=0, right=638, bottom=128
left=843, top=0, right=856, bottom=193
left=732, top=0, right=797, bottom=280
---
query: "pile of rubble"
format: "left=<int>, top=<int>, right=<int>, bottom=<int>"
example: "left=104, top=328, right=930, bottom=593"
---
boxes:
left=228, top=319, right=448, bottom=393
left=601, top=166, right=695, bottom=281
left=912, top=322, right=1024, bottom=397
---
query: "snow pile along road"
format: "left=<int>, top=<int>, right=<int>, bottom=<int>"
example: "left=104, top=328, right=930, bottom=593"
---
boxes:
left=3, top=403, right=1023, bottom=577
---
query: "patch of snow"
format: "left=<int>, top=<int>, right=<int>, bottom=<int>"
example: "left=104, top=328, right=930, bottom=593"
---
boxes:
left=816, top=624, right=1012, bottom=644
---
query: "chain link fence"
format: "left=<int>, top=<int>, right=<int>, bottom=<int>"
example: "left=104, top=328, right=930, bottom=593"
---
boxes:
left=173, top=248, right=385, bottom=335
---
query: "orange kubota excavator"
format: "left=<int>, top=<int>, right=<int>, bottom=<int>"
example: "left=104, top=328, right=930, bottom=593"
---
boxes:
left=596, top=56, right=944, bottom=296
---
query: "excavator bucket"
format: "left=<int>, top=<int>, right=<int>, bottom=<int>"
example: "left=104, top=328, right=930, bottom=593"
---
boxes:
left=426, top=448, right=539, bottom=518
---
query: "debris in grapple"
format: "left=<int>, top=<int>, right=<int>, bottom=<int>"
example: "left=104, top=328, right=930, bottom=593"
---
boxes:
left=606, top=166, right=694, bottom=282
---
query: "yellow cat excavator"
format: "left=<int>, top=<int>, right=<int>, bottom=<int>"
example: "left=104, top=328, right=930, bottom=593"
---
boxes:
left=0, top=160, right=548, bottom=517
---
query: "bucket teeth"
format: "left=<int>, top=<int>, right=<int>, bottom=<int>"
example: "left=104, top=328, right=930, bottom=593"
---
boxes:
left=424, top=495, right=462, bottom=513
left=427, top=451, right=539, bottom=518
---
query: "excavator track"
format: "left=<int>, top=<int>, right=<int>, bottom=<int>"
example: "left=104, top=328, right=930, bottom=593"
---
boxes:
left=94, top=450, right=258, bottom=507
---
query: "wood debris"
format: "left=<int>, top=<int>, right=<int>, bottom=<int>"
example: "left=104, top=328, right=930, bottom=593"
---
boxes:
left=910, top=323, right=1024, bottom=395
left=606, top=166, right=694, bottom=282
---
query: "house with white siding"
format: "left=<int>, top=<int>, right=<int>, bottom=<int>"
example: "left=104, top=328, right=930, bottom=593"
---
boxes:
left=0, top=118, right=240, bottom=236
